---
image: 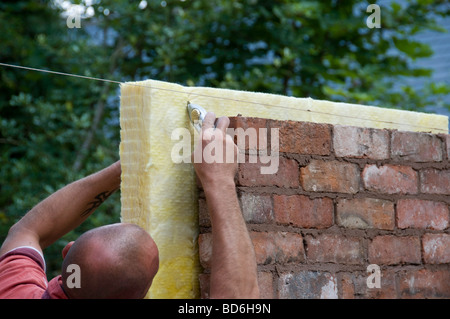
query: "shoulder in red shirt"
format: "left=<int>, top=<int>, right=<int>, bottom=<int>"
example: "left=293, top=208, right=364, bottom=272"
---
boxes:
left=0, top=246, right=68, bottom=299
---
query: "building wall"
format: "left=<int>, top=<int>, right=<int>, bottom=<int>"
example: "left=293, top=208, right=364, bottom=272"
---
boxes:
left=198, top=116, right=450, bottom=299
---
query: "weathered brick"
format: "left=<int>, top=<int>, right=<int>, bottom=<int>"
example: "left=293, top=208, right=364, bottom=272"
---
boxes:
left=250, top=231, right=276, bottom=265
left=278, top=271, right=338, bottom=299
left=397, top=199, right=449, bottom=230
left=363, top=270, right=397, bottom=299
left=273, top=194, right=333, bottom=229
left=198, top=232, right=212, bottom=269
left=340, top=273, right=356, bottom=299
left=198, top=198, right=210, bottom=227
left=333, top=125, right=389, bottom=159
left=202, top=193, right=274, bottom=226
left=229, top=117, right=267, bottom=152
left=305, top=233, right=364, bottom=265
left=422, top=233, right=450, bottom=264
left=270, top=119, right=331, bottom=155
left=420, top=168, right=450, bottom=195
left=273, top=232, right=305, bottom=264
left=341, top=270, right=397, bottom=299
left=257, top=272, right=275, bottom=299
left=398, top=269, right=450, bottom=298
left=200, top=271, right=276, bottom=299
left=239, top=192, right=273, bottom=224
left=369, top=235, right=421, bottom=265
left=391, top=131, right=442, bottom=162
left=250, top=231, right=305, bottom=265
left=238, top=155, right=299, bottom=187
left=300, top=160, right=360, bottom=194
left=362, top=164, right=418, bottom=194
left=336, top=197, right=395, bottom=230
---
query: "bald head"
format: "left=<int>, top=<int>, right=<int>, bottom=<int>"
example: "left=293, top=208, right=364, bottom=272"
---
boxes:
left=61, top=223, right=159, bottom=299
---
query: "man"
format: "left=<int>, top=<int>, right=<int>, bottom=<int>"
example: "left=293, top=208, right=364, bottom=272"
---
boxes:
left=0, top=112, right=260, bottom=299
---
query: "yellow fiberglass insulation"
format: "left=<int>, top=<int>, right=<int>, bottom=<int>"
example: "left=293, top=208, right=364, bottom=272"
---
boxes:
left=119, top=79, right=448, bottom=299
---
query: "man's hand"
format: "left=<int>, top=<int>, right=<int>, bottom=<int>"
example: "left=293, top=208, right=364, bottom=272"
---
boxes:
left=192, top=112, right=238, bottom=188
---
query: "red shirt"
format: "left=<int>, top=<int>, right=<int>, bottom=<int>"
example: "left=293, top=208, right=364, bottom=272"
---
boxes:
left=0, top=246, right=68, bottom=299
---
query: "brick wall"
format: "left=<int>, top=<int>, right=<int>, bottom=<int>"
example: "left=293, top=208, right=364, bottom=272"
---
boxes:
left=197, top=117, right=450, bottom=299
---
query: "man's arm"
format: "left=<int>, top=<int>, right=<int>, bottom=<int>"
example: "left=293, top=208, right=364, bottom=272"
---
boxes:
left=0, top=161, right=121, bottom=256
left=193, top=113, right=260, bottom=299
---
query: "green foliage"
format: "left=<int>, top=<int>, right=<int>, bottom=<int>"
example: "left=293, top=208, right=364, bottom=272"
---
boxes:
left=0, top=0, right=121, bottom=277
left=1, top=0, right=449, bottom=278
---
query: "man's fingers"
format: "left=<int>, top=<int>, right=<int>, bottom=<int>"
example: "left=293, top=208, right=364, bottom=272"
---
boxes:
left=215, top=116, right=230, bottom=133
left=202, top=112, right=216, bottom=131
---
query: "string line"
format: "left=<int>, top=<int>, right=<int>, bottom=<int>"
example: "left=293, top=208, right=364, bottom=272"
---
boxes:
left=0, top=62, right=122, bottom=85
left=0, top=62, right=447, bottom=133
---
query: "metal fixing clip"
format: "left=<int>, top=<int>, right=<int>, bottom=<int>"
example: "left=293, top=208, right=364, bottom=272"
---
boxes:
left=187, top=101, right=207, bottom=132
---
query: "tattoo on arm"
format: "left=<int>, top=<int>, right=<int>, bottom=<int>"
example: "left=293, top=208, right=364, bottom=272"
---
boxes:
left=80, top=189, right=117, bottom=217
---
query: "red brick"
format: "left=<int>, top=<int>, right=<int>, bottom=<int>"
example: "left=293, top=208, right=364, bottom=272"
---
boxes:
left=341, top=270, right=397, bottom=299
left=363, top=270, right=397, bottom=299
left=368, top=235, right=421, bottom=265
left=257, top=272, right=275, bottom=299
left=273, top=194, right=333, bottom=229
left=273, top=232, right=305, bottom=264
left=422, top=233, right=450, bottom=264
left=397, top=199, right=449, bottom=230
left=305, top=233, right=364, bottom=265
left=277, top=271, right=338, bottom=299
left=202, top=193, right=275, bottom=226
left=336, top=197, right=395, bottom=230
left=250, top=231, right=305, bottom=265
left=229, top=117, right=267, bottom=152
left=340, top=273, right=356, bottom=299
left=300, top=160, right=360, bottom=194
left=238, top=155, right=299, bottom=188
left=420, top=168, right=450, bottom=195
left=398, top=269, right=450, bottom=298
left=391, top=131, right=442, bottom=162
left=239, top=192, right=273, bottom=224
left=333, top=125, right=389, bottom=160
left=362, top=164, right=418, bottom=194
left=270, top=119, right=331, bottom=155
left=250, top=231, right=276, bottom=265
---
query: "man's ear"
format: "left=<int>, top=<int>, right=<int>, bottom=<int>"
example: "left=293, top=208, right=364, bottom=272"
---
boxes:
left=62, top=241, right=75, bottom=259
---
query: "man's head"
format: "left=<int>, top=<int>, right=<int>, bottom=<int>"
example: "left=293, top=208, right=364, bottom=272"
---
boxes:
left=61, top=223, right=159, bottom=299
